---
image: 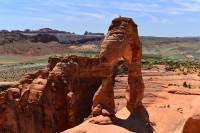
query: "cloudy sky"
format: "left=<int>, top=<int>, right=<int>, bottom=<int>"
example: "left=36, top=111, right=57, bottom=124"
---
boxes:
left=0, top=0, right=200, bottom=37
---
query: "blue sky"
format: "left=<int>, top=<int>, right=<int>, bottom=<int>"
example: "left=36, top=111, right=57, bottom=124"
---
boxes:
left=0, top=0, right=200, bottom=37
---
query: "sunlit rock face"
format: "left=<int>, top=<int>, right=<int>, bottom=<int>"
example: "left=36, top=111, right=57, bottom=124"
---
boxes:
left=0, top=17, right=145, bottom=133
left=92, top=17, right=144, bottom=116
left=0, top=55, right=105, bottom=132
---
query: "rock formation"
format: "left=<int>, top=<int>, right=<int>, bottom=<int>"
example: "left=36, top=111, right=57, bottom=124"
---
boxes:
left=60, top=36, right=104, bottom=45
left=0, top=55, right=106, bottom=132
left=0, top=17, right=146, bottom=132
left=182, top=97, right=200, bottom=133
left=0, top=32, right=30, bottom=45
left=31, top=34, right=59, bottom=43
left=0, top=32, right=59, bottom=45
left=92, top=17, right=144, bottom=120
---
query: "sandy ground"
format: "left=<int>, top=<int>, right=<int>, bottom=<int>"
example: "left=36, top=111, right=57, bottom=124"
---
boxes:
left=113, top=65, right=200, bottom=132
left=114, top=65, right=200, bottom=110
left=1, top=64, right=199, bottom=132
left=65, top=65, right=200, bottom=133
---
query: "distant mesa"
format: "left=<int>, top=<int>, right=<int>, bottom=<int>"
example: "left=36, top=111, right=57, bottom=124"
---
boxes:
left=0, top=28, right=105, bottom=46
left=0, top=30, right=9, bottom=33
left=0, top=32, right=59, bottom=45
left=0, top=28, right=105, bottom=36
left=22, top=28, right=73, bottom=34
left=1, top=28, right=75, bottom=34
left=84, top=31, right=104, bottom=36
left=32, top=33, right=59, bottom=43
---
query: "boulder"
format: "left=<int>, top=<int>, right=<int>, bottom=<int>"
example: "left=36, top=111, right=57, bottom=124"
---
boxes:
left=182, top=97, right=200, bottom=133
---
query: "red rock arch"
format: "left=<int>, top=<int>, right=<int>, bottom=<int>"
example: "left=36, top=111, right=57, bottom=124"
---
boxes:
left=92, top=17, right=144, bottom=117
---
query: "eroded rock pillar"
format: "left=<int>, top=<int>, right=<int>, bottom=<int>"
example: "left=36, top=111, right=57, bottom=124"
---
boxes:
left=126, top=64, right=144, bottom=112
left=125, top=39, right=144, bottom=112
left=92, top=78, right=115, bottom=116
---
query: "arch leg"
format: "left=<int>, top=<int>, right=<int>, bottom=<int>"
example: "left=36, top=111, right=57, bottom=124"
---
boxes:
left=92, top=78, right=115, bottom=116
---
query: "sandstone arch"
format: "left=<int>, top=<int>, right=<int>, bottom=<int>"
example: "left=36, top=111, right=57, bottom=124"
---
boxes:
left=0, top=17, right=145, bottom=132
left=92, top=17, right=144, bottom=117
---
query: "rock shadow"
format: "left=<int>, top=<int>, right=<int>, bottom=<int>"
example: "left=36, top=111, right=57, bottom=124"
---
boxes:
left=114, top=105, right=154, bottom=133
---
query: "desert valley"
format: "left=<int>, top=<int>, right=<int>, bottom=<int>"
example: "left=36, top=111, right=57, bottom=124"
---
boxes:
left=0, top=16, right=200, bottom=133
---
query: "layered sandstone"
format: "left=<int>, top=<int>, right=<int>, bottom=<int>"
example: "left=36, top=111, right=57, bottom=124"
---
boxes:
left=0, top=17, right=146, bottom=132
left=1, top=16, right=199, bottom=133
left=0, top=32, right=58, bottom=45
left=182, top=97, right=200, bottom=133
left=0, top=55, right=108, bottom=132
left=92, top=17, right=144, bottom=118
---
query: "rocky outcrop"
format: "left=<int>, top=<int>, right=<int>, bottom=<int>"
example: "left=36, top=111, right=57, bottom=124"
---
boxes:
left=60, top=36, right=104, bottom=45
left=28, top=28, right=68, bottom=34
left=0, top=55, right=108, bottom=132
left=92, top=17, right=144, bottom=119
left=0, top=17, right=146, bottom=132
left=0, top=32, right=29, bottom=45
left=31, top=34, right=59, bottom=43
left=0, top=31, right=103, bottom=46
left=182, top=97, right=200, bottom=133
left=0, top=32, right=59, bottom=45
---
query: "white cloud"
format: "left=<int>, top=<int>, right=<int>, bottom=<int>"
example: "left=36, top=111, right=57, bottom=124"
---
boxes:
left=80, top=12, right=105, bottom=19
left=173, top=0, right=200, bottom=12
left=113, top=2, right=161, bottom=12
left=23, top=17, right=52, bottom=22
left=141, top=12, right=173, bottom=24
left=141, top=12, right=158, bottom=23
left=60, top=15, right=81, bottom=22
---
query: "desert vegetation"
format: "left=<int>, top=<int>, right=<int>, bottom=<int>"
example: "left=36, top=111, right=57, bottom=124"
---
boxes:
left=183, top=81, right=191, bottom=89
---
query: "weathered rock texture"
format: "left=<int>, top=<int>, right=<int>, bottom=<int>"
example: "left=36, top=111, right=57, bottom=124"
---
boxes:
left=182, top=97, right=200, bottom=133
left=0, top=55, right=109, bottom=132
left=92, top=17, right=144, bottom=116
left=0, top=17, right=145, bottom=133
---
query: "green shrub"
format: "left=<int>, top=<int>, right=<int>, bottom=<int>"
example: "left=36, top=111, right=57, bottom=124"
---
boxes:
left=183, top=72, right=188, bottom=75
left=183, top=81, right=191, bottom=89
left=188, top=84, right=191, bottom=89
left=183, top=81, right=188, bottom=88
